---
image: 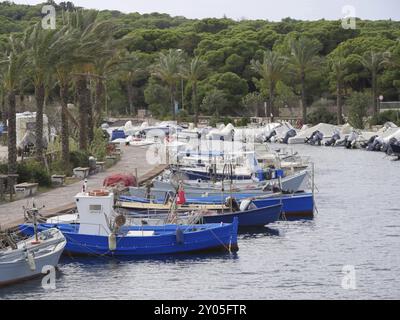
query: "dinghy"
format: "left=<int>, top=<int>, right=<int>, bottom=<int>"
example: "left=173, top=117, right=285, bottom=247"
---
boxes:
left=0, top=228, right=65, bottom=287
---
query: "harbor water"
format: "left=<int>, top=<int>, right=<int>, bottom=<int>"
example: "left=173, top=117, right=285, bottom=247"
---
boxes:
left=1, top=144, right=399, bottom=299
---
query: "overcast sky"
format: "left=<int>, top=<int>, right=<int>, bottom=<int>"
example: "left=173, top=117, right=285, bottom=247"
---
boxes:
left=11, top=0, right=400, bottom=21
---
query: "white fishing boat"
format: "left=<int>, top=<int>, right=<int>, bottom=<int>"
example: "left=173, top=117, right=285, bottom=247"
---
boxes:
left=0, top=228, right=66, bottom=287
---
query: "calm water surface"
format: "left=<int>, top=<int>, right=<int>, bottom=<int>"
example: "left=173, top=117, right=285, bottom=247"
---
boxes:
left=1, top=144, right=399, bottom=299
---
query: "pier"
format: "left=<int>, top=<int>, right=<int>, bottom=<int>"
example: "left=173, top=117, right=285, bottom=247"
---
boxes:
left=0, top=145, right=164, bottom=231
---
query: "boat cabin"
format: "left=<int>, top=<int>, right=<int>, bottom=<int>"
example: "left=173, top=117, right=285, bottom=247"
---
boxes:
left=75, top=191, right=114, bottom=236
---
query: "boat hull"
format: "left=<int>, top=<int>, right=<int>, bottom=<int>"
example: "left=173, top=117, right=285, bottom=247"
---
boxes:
left=19, top=222, right=239, bottom=256
left=0, top=229, right=65, bottom=287
left=201, top=204, right=281, bottom=227
left=120, top=193, right=314, bottom=219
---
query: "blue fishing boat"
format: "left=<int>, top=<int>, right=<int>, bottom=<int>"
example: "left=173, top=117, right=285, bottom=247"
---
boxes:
left=20, top=191, right=239, bottom=256
left=200, top=203, right=282, bottom=227
left=119, top=192, right=314, bottom=219
left=19, top=222, right=238, bottom=256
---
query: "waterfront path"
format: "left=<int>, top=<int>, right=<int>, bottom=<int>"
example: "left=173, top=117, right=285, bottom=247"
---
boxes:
left=0, top=145, right=165, bottom=230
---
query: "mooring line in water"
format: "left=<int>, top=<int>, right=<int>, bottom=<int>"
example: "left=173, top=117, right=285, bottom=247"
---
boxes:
left=209, top=228, right=232, bottom=254
left=63, top=233, right=121, bottom=262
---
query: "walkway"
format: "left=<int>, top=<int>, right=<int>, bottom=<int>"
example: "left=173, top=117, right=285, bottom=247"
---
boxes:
left=0, top=145, right=165, bottom=230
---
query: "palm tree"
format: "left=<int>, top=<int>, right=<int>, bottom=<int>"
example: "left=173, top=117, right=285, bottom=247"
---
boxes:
left=251, top=50, right=287, bottom=119
left=182, top=56, right=207, bottom=125
left=289, top=37, right=321, bottom=123
left=153, top=49, right=185, bottom=120
left=93, top=46, right=124, bottom=125
left=329, top=56, right=347, bottom=125
left=49, top=26, right=81, bottom=172
left=66, top=10, right=116, bottom=149
left=356, top=51, right=390, bottom=115
left=0, top=35, right=27, bottom=174
left=25, top=22, right=61, bottom=164
left=119, top=52, right=146, bottom=116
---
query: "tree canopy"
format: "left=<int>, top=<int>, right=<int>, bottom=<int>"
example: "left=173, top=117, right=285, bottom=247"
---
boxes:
left=1, top=1, right=400, bottom=121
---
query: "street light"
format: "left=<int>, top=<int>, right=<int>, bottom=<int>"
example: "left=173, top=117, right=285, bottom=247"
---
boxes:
left=378, top=95, right=384, bottom=113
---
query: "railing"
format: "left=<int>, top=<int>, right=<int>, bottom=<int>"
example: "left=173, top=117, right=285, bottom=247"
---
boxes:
left=380, top=102, right=400, bottom=111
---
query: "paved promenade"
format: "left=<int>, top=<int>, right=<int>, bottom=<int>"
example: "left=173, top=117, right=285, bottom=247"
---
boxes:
left=0, top=145, right=164, bottom=230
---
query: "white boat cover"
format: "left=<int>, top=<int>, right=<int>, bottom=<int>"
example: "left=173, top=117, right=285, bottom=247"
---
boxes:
left=288, top=123, right=339, bottom=144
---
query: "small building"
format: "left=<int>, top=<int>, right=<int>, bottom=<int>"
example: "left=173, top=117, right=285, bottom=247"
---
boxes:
left=15, top=112, right=49, bottom=149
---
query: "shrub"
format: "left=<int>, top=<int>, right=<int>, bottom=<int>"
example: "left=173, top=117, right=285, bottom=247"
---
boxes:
left=370, top=110, right=400, bottom=126
left=222, top=116, right=234, bottom=125
left=209, top=115, right=219, bottom=127
left=0, top=160, right=51, bottom=187
left=307, top=107, right=336, bottom=125
left=70, top=150, right=89, bottom=168
left=89, top=128, right=108, bottom=161
left=236, top=117, right=250, bottom=127
left=347, top=92, right=370, bottom=129
left=177, top=109, right=194, bottom=123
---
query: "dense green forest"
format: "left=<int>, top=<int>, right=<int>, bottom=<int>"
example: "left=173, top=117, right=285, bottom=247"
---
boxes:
left=1, top=1, right=400, bottom=120
left=1, top=0, right=400, bottom=173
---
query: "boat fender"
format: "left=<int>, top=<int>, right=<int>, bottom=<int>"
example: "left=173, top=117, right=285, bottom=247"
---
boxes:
left=240, top=199, right=253, bottom=212
left=108, top=233, right=117, bottom=251
left=176, top=228, right=184, bottom=245
left=26, top=251, right=36, bottom=271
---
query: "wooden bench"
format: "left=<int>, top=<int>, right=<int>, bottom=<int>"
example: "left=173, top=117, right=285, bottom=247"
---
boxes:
left=51, top=174, right=66, bottom=186
left=14, top=182, right=38, bottom=199
left=73, top=167, right=90, bottom=179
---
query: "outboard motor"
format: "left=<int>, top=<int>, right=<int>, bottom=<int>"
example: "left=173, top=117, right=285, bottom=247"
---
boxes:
left=306, top=130, right=323, bottom=146
left=282, top=129, right=297, bottom=144
left=368, top=136, right=384, bottom=151
left=225, top=197, right=240, bottom=212
left=265, top=130, right=277, bottom=142
left=345, top=131, right=358, bottom=149
left=325, top=133, right=341, bottom=146
left=383, top=137, right=398, bottom=154
left=363, top=135, right=378, bottom=149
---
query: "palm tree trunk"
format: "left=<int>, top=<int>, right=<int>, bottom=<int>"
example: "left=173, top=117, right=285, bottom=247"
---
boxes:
left=372, top=71, right=377, bottom=115
left=337, top=81, right=343, bottom=125
left=35, top=83, right=45, bottom=164
left=95, top=79, right=105, bottom=125
left=88, top=105, right=94, bottom=144
left=126, top=82, right=135, bottom=116
left=301, top=71, right=307, bottom=124
left=76, top=75, right=90, bottom=150
left=171, top=84, right=176, bottom=120
left=269, top=81, right=276, bottom=120
left=0, top=89, right=5, bottom=122
left=60, top=82, right=70, bottom=173
left=7, top=90, right=17, bottom=174
left=193, top=83, right=198, bottom=126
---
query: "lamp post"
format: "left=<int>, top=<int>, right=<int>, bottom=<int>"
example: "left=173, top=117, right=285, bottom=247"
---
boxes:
left=378, top=95, right=384, bottom=113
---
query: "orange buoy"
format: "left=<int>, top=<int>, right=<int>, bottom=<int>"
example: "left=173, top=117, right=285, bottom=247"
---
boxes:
left=88, top=189, right=110, bottom=197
